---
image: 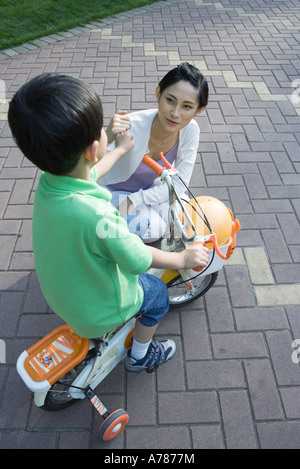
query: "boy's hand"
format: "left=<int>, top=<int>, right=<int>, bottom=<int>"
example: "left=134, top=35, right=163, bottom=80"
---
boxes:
left=148, top=243, right=209, bottom=270
left=115, top=132, right=135, bottom=154
left=181, top=243, right=209, bottom=269
left=106, top=110, right=131, bottom=144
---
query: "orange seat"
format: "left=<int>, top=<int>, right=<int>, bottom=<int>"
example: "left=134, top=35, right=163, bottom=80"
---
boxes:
left=23, top=325, right=89, bottom=386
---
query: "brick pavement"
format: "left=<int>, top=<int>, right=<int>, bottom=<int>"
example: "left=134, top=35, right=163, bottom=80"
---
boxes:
left=0, top=0, right=300, bottom=450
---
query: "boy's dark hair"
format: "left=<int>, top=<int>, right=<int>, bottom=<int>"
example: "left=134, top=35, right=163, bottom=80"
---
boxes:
left=158, top=62, right=209, bottom=109
left=8, top=73, right=103, bottom=175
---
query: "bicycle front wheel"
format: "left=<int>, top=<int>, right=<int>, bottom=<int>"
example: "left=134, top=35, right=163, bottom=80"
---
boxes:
left=167, top=271, right=218, bottom=308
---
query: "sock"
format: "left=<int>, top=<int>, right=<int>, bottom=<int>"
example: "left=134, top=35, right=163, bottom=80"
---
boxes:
left=130, top=338, right=151, bottom=361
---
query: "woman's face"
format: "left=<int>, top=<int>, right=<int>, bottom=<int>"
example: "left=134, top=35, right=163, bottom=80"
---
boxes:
left=156, top=80, right=204, bottom=133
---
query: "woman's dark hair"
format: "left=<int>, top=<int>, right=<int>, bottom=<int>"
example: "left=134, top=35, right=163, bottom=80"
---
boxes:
left=8, top=73, right=103, bottom=175
left=158, top=62, right=208, bottom=109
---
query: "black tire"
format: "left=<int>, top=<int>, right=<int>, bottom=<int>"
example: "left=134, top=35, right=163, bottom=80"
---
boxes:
left=167, top=271, right=218, bottom=308
left=40, top=355, right=92, bottom=411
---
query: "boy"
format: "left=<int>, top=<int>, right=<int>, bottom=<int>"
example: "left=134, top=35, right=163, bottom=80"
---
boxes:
left=8, top=74, right=209, bottom=373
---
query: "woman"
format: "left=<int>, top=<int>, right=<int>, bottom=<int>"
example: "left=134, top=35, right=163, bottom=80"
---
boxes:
left=103, top=62, right=209, bottom=242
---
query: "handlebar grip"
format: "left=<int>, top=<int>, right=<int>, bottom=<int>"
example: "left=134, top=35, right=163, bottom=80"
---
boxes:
left=191, top=234, right=227, bottom=271
left=142, top=155, right=164, bottom=176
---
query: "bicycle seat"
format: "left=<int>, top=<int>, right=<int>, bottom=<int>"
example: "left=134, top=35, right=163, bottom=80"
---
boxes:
left=17, top=325, right=90, bottom=392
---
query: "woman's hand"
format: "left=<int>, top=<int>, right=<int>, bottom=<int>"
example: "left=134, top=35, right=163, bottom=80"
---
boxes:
left=106, top=110, right=131, bottom=144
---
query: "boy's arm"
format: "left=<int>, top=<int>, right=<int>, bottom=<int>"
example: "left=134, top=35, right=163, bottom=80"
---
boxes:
left=96, top=147, right=126, bottom=179
left=148, top=244, right=209, bottom=270
left=96, top=132, right=135, bottom=179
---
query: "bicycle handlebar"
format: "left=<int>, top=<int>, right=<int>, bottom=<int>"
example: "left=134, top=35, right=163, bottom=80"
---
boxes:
left=192, top=235, right=227, bottom=262
left=142, top=152, right=176, bottom=176
left=142, top=155, right=164, bottom=176
left=142, top=152, right=228, bottom=266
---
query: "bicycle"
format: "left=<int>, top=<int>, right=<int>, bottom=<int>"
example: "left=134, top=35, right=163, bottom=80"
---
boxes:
left=17, top=152, right=240, bottom=441
left=143, top=153, right=240, bottom=307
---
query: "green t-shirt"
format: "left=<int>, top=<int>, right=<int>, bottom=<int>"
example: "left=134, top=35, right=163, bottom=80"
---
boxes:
left=32, top=166, right=152, bottom=338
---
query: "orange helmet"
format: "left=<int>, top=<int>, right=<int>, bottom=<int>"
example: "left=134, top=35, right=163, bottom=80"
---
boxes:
left=181, top=196, right=233, bottom=247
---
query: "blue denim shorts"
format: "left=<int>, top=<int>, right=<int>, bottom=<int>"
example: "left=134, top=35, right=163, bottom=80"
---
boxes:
left=134, top=272, right=169, bottom=327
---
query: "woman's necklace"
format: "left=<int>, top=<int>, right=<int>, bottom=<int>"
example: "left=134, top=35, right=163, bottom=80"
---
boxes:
left=151, top=118, right=178, bottom=148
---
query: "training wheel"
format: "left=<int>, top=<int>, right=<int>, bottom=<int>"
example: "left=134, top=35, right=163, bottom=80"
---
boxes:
left=99, top=409, right=129, bottom=441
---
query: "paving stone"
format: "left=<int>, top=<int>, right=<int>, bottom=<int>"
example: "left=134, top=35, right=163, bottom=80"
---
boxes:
left=280, top=387, right=300, bottom=419
left=126, top=426, right=191, bottom=449
left=0, top=368, right=32, bottom=430
left=225, top=265, right=256, bottom=307
left=0, top=271, right=29, bottom=290
left=254, top=284, right=300, bottom=307
left=278, top=213, right=300, bottom=245
left=186, top=360, right=245, bottom=390
left=181, top=309, right=212, bottom=360
left=59, top=431, right=91, bottom=449
left=229, top=185, right=253, bottom=214
left=22, top=271, right=48, bottom=313
left=0, top=235, right=16, bottom=269
left=158, top=391, right=219, bottom=424
left=126, top=372, right=156, bottom=426
left=237, top=213, right=278, bottom=230
left=219, top=390, right=258, bottom=449
left=212, top=332, right=268, bottom=359
left=205, top=286, right=235, bottom=332
left=191, top=425, right=224, bottom=449
left=261, top=229, right=293, bottom=264
left=0, top=291, right=24, bottom=337
left=244, top=246, right=275, bottom=284
left=157, top=337, right=185, bottom=391
left=234, top=307, right=289, bottom=331
left=0, top=431, right=57, bottom=449
left=257, top=422, right=300, bottom=449
left=244, top=359, right=284, bottom=420
left=273, top=263, right=300, bottom=284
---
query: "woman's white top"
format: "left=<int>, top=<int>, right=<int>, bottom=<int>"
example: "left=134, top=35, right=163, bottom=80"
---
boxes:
left=102, top=109, right=200, bottom=206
